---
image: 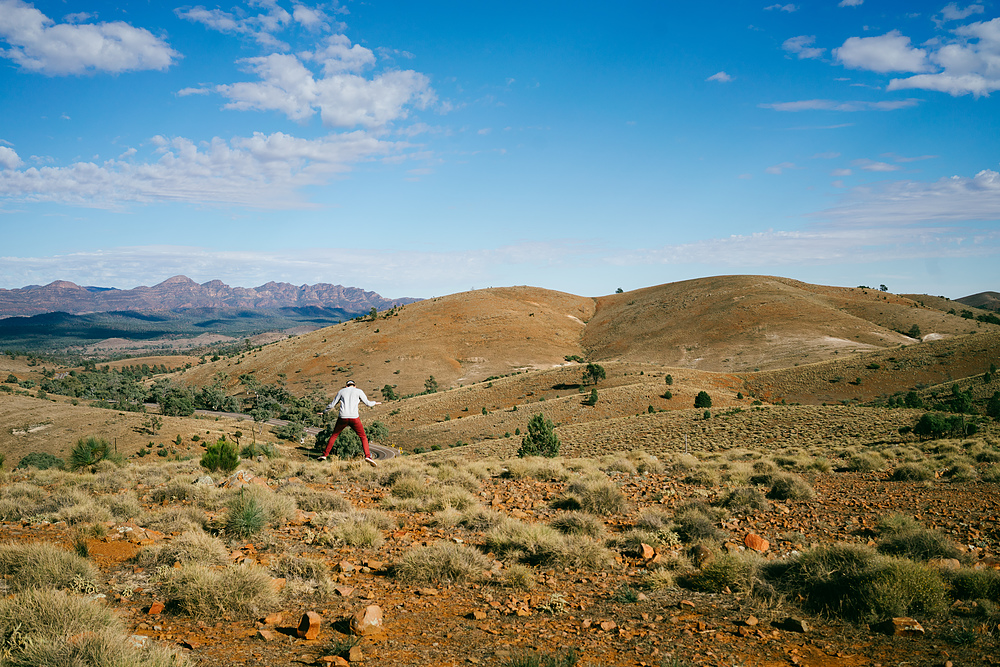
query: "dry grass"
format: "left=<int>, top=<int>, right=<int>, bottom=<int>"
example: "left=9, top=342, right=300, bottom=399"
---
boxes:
left=138, top=530, right=229, bottom=567
left=0, top=541, right=98, bottom=593
left=394, top=541, right=492, bottom=584
left=160, top=563, right=279, bottom=619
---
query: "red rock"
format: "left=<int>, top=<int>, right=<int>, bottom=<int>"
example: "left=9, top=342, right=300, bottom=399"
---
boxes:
left=350, top=605, right=383, bottom=636
left=262, top=612, right=283, bottom=625
left=147, top=601, right=165, bottom=615
left=297, top=611, right=322, bottom=640
left=872, top=617, right=925, bottom=636
left=335, top=586, right=356, bottom=597
left=337, top=561, right=355, bottom=573
left=348, top=645, right=364, bottom=661
left=640, top=543, right=655, bottom=560
left=599, top=620, right=617, bottom=631
left=468, top=610, right=488, bottom=620
left=745, top=615, right=759, bottom=626
left=744, top=533, right=770, bottom=553
left=256, top=630, right=275, bottom=642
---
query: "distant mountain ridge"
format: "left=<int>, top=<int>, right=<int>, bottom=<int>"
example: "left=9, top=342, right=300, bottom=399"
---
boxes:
left=956, top=291, right=1000, bottom=312
left=0, top=276, right=419, bottom=318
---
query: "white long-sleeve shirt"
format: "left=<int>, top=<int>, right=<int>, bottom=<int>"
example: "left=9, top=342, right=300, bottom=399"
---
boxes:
left=326, top=386, right=376, bottom=419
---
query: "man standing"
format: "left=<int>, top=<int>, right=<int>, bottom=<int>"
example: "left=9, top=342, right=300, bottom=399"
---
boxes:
left=318, top=380, right=380, bottom=466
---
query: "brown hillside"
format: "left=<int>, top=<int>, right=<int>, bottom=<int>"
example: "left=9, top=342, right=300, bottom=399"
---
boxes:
left=177, top=286, right=595, bottom=400
left=582, top=275, right=991, bottom=372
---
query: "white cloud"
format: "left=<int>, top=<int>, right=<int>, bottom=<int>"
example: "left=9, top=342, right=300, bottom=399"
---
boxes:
left=853, top=159, right=903, bottom=172
left=760, top=98, right=919, bottom=111
left=0, top=0, right=178, bottom=74
left=888, top=18, right=1000, bottom=97
left=764, top=4, right=797, bottom=12
left=881, top=152, right=937, bottom=162
left=783, top=35, right=825, bottom=59
left=834, top=30, right=932, bottom=73
left=0, top=146, right=23, bottom=169
left=303, top=34, right=376, bottom=74
left=821, top=168, right=1000, bottom=225
left=839, top=0, right=863, bottom=6
left=832, top=168, right=852, bottom=176
left=706, top=71, right=733, bottom=82
left=812, top=152, right=841, bottom=159
left=940, top=3, right=985, bottom=21
left=292, top=4, right=329, bottom=31
left=177, top=2, right=292, bottom=49
left=214, top=51, right=435, bottom=128
left=0, top=130, right=410, bottom=208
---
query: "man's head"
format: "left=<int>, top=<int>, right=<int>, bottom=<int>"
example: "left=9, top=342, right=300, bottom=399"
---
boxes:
left=346, top=380, right=356, bottom=387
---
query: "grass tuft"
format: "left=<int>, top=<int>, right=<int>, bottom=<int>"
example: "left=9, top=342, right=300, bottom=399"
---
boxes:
left=394, top=541, right=492, bottom=584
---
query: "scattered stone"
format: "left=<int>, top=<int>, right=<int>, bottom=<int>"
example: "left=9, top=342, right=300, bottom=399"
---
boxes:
left=744, top=615, right=759, bottom=627
left=350, top=605, right=384, bottom=636
left=678, top=600, right=695, bottom=609
left=337, top=561, right=355, bottom=573
left=297, top=611, right=322, bottom=640
left=690, top=544, right=714, bottom=568
left=147, top=601, right=165, bottom=615
left=262, top=612, right=283, bottom=625
left=348, top=645, right=364, bottom=662
left=257, top=629, right=275, bottom=642
left=468, top=610, right=488, bottom=620
left=271, top=578, right=287, bottom=593
left=416, top=587, right=438, bottom=596
left=599, top=620, right=617, bottom=631
left=640, top=543, right=655, bottom=560
left=779, top=617, right=809, bottom=633
left=317, top=656, right=349, bottom=666
left=193, top=475, right=214, bottom=486
left=744, top=533, right=770, bottom=553
left=335, top=586, right=356, bottom=598
left=872, top=617, right=925, bottom=637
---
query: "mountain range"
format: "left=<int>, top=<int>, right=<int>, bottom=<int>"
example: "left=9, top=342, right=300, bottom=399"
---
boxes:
left=0, top=275, right=418, bottom=318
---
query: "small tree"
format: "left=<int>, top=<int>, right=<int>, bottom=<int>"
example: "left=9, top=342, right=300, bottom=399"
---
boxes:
left=201, top=438, right=239, bottom=472
left=382, top=384, right=398, bottom=400
left=315, top=423, right=363, bottom=459
left=583, top=363, right=606, bottom=386
left=69, top=435, right=112, bottom=471
left=665, top=374, right=673, bottom=386
left=424, top=376, right=439, bottom=394
left=584, top=388, right=598, bottom=406
left=694, top=391, right=712, bottom=409
left=273, top=421, right=305, bottom=442
left=518, top=413, right=561, bottom=458
left=908, top=324, right=922, bottom=339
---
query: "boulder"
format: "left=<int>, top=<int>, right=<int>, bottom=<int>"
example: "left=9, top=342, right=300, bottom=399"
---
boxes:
left=350, top=605, right=384, bottom=637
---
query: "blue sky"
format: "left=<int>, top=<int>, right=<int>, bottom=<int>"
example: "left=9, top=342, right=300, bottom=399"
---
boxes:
left=1, top=0, right=998, bottom=300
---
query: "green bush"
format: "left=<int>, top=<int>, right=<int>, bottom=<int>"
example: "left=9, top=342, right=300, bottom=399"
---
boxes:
left=877, top=528, right=964, bottom=562
left=764, top=543, right=948, bottom=622
left=69, top=435, right=112, bottom=471
left=694, top=391, right=712, bottom=408
left=225, top=489, right=266, bottom=538
left=240, top=442, right=279, bottom=459
left=315, top=423, right=363, bottom=459
left=678, top=553, right=756, bottom=593
left=518, top=413, right=561, bottom=458
left=889, top=463, right=933, bottom=481
left=201, top=439, right=239, bottom=472
left=946, top=568, right=1000, bottom=602
left=16, top=451, right=65, bottom=470
left=273, top=420, right=305, bottom=442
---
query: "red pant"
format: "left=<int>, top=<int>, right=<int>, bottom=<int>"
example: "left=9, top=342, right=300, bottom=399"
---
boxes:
left=322, top=417, right=371, bottom=459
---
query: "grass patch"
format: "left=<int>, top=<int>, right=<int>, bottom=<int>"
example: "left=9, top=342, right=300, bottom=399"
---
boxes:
left=550, top=512, right=606, bottom=538
left=0, top=542, right=98, bottom=592
left=889, top=463, right=933, bottom=482
left=719, top=486, right=769, bottom=514
left=394, top=541, right=492, bottom=584
left=484, top=519, right=614, bottom=569
left=225, top=489, right=267, bottom=538
left=138, top=530, right=229, bottom=567
left=160, top=563, right=279, bottom=619
left=766, top=473, right=815, bottom=500
left=556, top=477, right=628, bottom=516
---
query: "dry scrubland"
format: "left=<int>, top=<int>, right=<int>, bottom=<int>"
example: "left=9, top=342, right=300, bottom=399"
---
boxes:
left=2, top=275, right=1000, bottom=666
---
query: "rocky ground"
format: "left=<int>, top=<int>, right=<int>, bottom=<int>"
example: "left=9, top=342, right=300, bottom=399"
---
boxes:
left=2, top=434, right=998, bottom=667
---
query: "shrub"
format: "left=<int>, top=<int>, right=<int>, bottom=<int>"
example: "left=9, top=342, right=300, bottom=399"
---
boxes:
left=550, top=512, right=606, bottom=538
left=946, top=568, right=1000, bottom=602
left=0, top=588, right=191, bottom=667
left=459, top=507, right=509, bottom=531
left=367, top=420, right=390, bottom=442
left=878, top=528, right=964, bottom=563
left=485, top=519, right=614, bottom=569
left=558, top=477, right=628, bottom=516
left=315, top=423, right=363, bottom=459
left=289, top=487, right=353, bottom=513
left=0, top=542, right=98, bottom=592
left=269, top=553, right=333, bottom=598
left=673, top=503, right=727, bottom=543
left=678, top=553, right=756, bottom=593
left=694, top=391, right=712, bottom=408
left=767, top=472, right=815, bottom=500
left=764, top=543, right=948, bottom=622
left=499, top=563, right=535, bottom=591
left=161, top=563, right=279, bottom=618
left=394, top=541, right=491, bottom=584
left=330, top=519, right=385, bottom=547
left=201, top=439, right=239, bottom=472
left=890, top=463, right=933, bottom=481
left=225, top=489, right=266, bottom=538
left=720, top=486, right=769, bottom=514
left=518, top=413, right=561, bottom=458
left=504, top=651, right=579, bottom=667
left=139, top=530, right=229, bottom=567
left=15, top=451, right=64, bottom=470
left=846, top=451, right=885, bottom=473
left=240, top=442, right=279, bottom=459
left=68, top=436, right=113, bottom=471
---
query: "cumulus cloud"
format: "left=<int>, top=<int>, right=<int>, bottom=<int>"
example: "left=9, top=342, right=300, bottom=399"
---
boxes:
left=888, top=18, right=1000, bottom=97
left=0, top=0, right=178, bottom=74
left=706, top=71, right=732, bottom=82
left=764, top=4, right=797, bottom=12
left=759, top=98, right=919, bottom=111
left=839, top=0, right=863, bottom=6
left=834, top=30, right=932, bottom=73
left=214, top=51, right=435, bottom=128
left=783, top=35, right=825, bottom=59
left=0, top=146, right=23, bottom=169
left=0, top=130, right=410, bottom=208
